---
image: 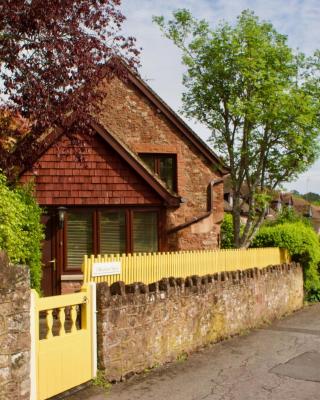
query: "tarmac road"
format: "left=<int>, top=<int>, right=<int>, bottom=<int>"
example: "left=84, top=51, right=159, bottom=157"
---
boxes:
left=61, top=303, right=320, bottom=400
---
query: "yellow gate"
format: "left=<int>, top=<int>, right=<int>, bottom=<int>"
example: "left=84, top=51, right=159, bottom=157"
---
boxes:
left=30, top=283, right=97, bottom=400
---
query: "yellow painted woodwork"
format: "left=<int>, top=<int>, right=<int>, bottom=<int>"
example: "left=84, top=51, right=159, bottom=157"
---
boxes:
left=45, top=310, right=53, bottom=339
left=82, top=247, right=290, bottom=285
left=32, top=285, right=93, bottom=400
left=58, top=307, right=66, bottom=336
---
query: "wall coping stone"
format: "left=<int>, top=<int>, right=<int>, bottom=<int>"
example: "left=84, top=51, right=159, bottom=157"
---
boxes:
left=98, top=262, right=299, bottom=303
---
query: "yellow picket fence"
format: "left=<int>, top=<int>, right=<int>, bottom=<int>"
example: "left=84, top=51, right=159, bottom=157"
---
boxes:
left=30, top=283, right=97, bottom=400
left=82, top=247, right=289, bottom=286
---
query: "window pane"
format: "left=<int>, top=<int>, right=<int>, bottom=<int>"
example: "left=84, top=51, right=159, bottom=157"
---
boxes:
left=100, top=211, right=126, bottom=254
left=133, top=211, right=158, bottom=253
left=67, top=212, right=93, bottom=270
left=140, top=154, right=155, bottom=172
left=159, top=156, right=174, bottom=190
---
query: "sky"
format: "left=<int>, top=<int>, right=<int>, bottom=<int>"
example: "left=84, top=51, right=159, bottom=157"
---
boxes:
left=121, top=0, right=320, bottom=194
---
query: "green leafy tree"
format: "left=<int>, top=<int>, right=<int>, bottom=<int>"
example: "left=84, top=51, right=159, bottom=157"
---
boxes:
left=303, top=192, right=320, bottom=204
left=154, top=10, right=320, bottom=248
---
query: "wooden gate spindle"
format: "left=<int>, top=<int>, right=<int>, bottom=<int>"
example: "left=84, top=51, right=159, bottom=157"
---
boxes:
left=46, top=309, right=54, bottom=339
left=58, top=307, right=66, bottom=336
left=70, top=305, right=77, bottom=333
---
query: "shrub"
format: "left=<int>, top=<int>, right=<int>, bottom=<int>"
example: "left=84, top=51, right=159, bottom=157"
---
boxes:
left=265, top=206, right=311, bottom=226
left=252, top=222, right=320, bottom=301
left=0, top=174, right=43, bottom=291
left=221, top=213, right=245, bottom=249
left=221, top=213, right=234, bottom=249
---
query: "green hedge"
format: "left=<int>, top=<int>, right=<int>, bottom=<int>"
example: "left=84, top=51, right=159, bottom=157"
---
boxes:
left=0, top=174, right=43, bottom=291
left=221, top=213, right=235, bottom=249
left=252, top=222, right=320, bottom=301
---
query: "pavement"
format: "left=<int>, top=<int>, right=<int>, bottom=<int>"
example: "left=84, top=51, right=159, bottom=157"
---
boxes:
left=60, top=303, right=320, bottom=400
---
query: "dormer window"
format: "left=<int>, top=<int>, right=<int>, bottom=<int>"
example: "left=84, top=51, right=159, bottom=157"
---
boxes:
left=139, top=153, right=177, bottom=192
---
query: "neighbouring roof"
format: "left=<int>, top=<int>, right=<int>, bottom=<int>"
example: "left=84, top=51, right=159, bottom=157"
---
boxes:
left=223, top=175, right=250, bottom=197
left=291, top=196, right=311, bottom=216
left=311, top=205, right=320, bottom=220
left=223, top=172, right=320, bottom=227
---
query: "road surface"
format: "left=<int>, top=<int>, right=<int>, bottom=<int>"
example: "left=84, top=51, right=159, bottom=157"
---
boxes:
left=61, top=303, right=320, bottom=400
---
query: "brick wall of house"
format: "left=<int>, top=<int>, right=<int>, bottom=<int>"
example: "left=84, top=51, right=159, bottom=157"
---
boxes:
left=97, top=262, right=303, bottom=381
left=97, top=76, right=224, bottom=250
left=0, top=252, right=31, bottom=399
left=21, top=133, right=162, bottom=206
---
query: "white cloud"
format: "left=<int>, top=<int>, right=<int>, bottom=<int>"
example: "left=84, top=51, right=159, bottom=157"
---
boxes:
left=285, top=160, right=320, bottom=194
left=121, top=0, right=320, bottom=193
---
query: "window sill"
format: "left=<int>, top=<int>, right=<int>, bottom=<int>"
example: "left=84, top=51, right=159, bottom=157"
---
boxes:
left=61, top=274, right=84, bottom=281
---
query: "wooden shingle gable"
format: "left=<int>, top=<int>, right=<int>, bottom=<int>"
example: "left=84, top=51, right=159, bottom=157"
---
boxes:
left=20, top=120, right=181, bottom=207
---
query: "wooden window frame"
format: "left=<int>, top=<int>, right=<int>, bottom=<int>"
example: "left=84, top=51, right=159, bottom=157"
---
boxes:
left=63, top=209, right=95, bottom=273
left=130, top=208, right=160, bottom=254
left=139, top=153, right=177, bottom=192
left=62, top=207, right=164, bottom=273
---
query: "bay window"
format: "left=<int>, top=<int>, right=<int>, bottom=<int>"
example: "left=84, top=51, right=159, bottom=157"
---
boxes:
left=133, top=211, right=158, bottom=253
left=100, top=211, right=126, bottom=255
left=64, top=208, right=160, bottom=272
left=66, top=212, right=93, bottom=270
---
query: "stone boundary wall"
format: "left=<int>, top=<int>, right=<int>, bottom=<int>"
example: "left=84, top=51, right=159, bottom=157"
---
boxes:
left=0, top=252, right=31, bottom=400
left=97, top=263, right=303, bottom=381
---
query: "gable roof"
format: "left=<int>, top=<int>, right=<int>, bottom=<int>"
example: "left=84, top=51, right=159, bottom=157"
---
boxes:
left=19, top=119, right=181, bottom=207
left=90, top=121, right=181, bottom=206
left=102, top=61, right=229, bottom=175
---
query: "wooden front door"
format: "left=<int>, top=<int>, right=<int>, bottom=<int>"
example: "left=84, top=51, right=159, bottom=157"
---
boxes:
left=41, top=214, right=58, bottom=296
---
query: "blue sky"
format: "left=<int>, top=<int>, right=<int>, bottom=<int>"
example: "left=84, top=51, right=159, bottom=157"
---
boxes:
left=121, top=0, right=320, bottom=194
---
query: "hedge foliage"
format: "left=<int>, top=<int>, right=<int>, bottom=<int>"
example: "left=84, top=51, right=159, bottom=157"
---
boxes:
left=221, top=213, right=234, bottom=249
left=0, top=174, right=43, bottom=291
left=252, top=221, right=320, bottom=301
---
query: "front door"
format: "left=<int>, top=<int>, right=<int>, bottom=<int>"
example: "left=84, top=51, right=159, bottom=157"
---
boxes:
left=41, top=214, right=57, bottom=296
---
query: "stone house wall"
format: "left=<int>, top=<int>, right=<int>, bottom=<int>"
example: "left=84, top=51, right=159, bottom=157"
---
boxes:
left=98, top=76, right=224, bottom=250
left=0, top=252, right=31, bottom=400
left=97, top=263, right=303, bottom=381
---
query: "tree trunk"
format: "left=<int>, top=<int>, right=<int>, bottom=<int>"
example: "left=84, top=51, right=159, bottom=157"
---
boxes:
left=232, top=194, right=242, bottom=248
left=241, top=208, right=266, bottom=248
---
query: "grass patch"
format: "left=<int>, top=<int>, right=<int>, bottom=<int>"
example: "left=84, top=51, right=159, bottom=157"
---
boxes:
left=176, top=351, right=188, bottom=363
left=92, top=370, right=112, bottom=392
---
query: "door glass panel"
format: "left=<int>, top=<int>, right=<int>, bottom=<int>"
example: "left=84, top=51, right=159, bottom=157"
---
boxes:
left=133, top=211, right=158, bottom=253
left=100, top=211, right=126, bottom=254
left=67, top=212, right=93, bottom=270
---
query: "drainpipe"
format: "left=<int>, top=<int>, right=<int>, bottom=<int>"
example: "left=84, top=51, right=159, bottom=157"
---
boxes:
left=167, top=178, right=223, bottom=234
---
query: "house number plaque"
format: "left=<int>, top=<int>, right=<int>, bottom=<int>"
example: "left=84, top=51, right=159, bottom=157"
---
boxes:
left=92, top=261, right=121, bottom=277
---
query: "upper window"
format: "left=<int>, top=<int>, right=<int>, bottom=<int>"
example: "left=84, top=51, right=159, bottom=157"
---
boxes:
left=139, top=153, right=177, bottom=192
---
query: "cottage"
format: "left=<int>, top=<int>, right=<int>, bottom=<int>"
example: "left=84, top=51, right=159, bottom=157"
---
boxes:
left=20, top=66, right=227, bottom=295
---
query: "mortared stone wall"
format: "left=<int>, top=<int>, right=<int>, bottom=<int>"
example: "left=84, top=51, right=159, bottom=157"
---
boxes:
left=97, top=262, right=303, bottom=381
left=0, top=252, right=31, bottom=400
